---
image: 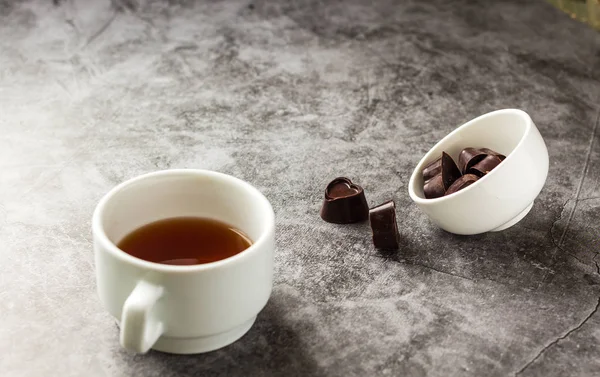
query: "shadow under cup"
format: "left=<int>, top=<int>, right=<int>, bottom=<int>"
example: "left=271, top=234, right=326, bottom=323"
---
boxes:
left=94, top=170, right=275, bottom=354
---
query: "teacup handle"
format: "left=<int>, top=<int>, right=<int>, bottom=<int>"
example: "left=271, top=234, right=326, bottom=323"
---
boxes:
left=120, top=280, right=165, bottom=353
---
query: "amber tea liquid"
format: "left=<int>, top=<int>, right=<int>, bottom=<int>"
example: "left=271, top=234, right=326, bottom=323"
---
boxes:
left=117, top=217, right=252, bottom=265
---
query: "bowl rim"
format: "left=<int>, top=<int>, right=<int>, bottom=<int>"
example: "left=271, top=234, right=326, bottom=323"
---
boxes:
left=408, top=108, right=533, bottom=204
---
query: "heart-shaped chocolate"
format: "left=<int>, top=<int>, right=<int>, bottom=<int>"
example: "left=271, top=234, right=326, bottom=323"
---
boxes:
left=320, top=177, right=369, bottom=224
left=326, top=179, right=361, bottom=198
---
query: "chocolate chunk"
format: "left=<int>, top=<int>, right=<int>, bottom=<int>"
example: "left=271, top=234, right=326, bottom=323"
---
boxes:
left=467, top=155, right=503, bottom=177
left=480, top=148, right=506, bottom=160
left=441, top=152, right=461, bottom=189
left=422, top=157, right=442, bottom=182
left=458, top=147, right=488, bottom=173
left=423, top=152, right=462, bottom=199
left=423, top=175, right=445, bottom=199
left=459, top=147, right=506, bottom=173
left=369, top=200, right=400, bottom=250
left=320, top=177, right=369, bottom=224
left=445, top=174, right=479, bottom=196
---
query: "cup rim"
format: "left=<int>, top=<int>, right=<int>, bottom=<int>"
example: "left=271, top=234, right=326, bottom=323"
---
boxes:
left=408, top=109, right=533, bottom=204
left=92, top=169, right=275, bottom=273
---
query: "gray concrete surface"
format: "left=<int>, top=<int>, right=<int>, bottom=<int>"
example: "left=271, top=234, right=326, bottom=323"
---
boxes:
left=1, top=0, right=599, bottom=376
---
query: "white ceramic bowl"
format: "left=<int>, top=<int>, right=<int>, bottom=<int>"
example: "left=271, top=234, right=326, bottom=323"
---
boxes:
left=408, top=109, right=549, bottom=235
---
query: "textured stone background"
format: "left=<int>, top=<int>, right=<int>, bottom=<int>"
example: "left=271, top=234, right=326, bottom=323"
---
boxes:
left=1, top=0, right=599, bottom=376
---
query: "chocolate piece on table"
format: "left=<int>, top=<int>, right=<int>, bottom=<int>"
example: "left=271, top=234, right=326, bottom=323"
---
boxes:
left=423, top=152, right=462, bottom=199
left=445, top=174, right=479, bottom=196
left=369, top=200, right=400, bottom=250
left=467, top=154, right=503, bottom=177
left=422, top=157, right=442, bottom=182
left=458, top=147, right=488, bottom=173
left=320, top=177, right=369, bottom=224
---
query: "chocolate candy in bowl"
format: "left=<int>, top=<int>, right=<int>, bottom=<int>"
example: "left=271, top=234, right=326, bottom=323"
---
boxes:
left=408, top=109, right=549, bottom=235
left=423, top=152, right=462, bottom=199
left=458, top=148, right=486, bottom=173
left=422, top=157, right=442, bottom=182
left=466, top=154, right=503, bottom=178
left=445, top=174, right=479, bottom=196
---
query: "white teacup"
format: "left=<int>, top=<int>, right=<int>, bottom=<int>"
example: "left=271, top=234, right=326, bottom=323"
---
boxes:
left=93, top=170, right=275, bottom=354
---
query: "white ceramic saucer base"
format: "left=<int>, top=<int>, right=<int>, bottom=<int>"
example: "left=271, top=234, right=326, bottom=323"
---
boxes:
left=115, top=316, right=257, bottom=354
left=149, top=316, right=256, bottom=354
left=490, top=202, right=534, bottom=232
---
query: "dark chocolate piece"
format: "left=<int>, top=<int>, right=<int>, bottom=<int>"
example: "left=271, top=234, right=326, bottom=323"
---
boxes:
left=445, top=174, right=479, bottom=196
left=458, top=147, right=488, bottom=173
left=441, top=152, right=462, bottom=191
left=459, top=147, right=507, bottom=173
left=320, top=177, right=369, bottom=224
left=480, top=148, right=506, bottom=160
left=467, top=155, right=503, bottom=177
left=422, top=157, right=442, bottom=182
left=369, top=200, right=400, bottom=250
left=423, top=152, right=462, bottom=199
left=423, top=175, right=445, bottom=199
